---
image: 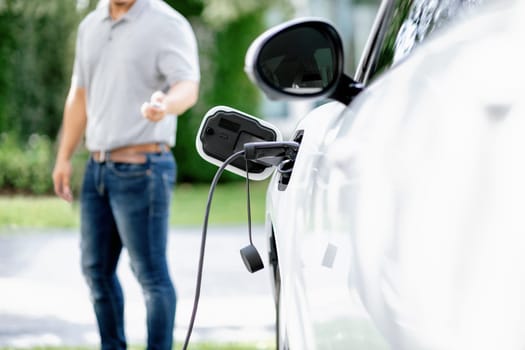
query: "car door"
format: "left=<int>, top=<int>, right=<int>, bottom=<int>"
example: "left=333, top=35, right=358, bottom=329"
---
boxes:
left=265, top=0, right=483, bottom=349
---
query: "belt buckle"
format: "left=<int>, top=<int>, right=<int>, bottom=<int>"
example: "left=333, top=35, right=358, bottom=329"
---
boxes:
left=94, top=150, right=108, bottom=163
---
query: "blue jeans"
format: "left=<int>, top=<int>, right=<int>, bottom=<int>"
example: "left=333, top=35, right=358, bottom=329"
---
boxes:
left=80, top=151, right=177, bottom=350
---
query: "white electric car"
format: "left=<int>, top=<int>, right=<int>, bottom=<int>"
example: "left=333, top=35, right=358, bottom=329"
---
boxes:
left=199, top=0, right=525, bottom=349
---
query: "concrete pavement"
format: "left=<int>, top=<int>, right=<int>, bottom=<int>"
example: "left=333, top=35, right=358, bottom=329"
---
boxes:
left=0, top=226, right=275, bottom=347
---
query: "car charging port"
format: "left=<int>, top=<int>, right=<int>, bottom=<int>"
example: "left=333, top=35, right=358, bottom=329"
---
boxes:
left=277, top=159, right=294, bottom=190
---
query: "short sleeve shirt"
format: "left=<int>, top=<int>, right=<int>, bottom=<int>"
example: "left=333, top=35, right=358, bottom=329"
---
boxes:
left=72, top=0, right=200, bottom=151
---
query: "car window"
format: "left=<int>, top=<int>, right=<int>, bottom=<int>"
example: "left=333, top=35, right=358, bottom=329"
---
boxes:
left=364, top=0, right=483, bottom=83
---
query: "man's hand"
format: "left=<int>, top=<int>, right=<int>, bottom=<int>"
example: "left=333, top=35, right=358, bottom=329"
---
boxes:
left=52, top=159, right=74, bottom=202
left=141, top=90, right=167, bottom=122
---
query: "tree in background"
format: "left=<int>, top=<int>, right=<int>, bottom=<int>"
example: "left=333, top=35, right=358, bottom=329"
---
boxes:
left=0, top=0, right=82, bottom=139
left=0, top=1, right=87, bottom=194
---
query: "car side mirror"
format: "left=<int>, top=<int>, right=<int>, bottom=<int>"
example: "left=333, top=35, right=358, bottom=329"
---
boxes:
left=196, top=106, right=283, bottom=181
left=245, top=18, right=362, bottom=104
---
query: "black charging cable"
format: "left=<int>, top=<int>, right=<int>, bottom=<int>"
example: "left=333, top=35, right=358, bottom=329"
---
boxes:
left=182, top=149, right=245, bottom=350
left=182, top=140, right=300, bottom=349
left=239, top=159, right=265, bottom=273
left=245, top=158, right=253, bottom=246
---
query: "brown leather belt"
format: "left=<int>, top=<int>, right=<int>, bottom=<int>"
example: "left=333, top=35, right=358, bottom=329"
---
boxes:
left=92, top=143, right=168, bottom=164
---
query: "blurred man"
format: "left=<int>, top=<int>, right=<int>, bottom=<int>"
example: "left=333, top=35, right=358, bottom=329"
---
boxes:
left=52, top=0, right=199, bottom=349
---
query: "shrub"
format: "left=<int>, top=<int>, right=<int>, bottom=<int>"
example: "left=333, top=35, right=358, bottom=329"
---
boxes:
left=0, top=133, right=88, bottom=195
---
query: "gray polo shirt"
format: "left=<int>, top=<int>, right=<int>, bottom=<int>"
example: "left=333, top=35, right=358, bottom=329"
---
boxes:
left=73, top=0, right=200, bottom=151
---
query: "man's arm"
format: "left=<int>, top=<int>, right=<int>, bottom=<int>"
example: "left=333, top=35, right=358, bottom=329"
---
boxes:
left=164, top=80, right=199, bottom=115
left=141, top=80, right=199, bottom=122
left=52, top=86, right=87, bottom=202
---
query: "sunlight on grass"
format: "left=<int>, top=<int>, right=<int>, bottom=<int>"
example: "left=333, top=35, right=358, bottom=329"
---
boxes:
left=0, top=181, right=269, bottom=232
left=172, top=181, right=268, bottom=226
left=0, top=196, right=80, bottom=229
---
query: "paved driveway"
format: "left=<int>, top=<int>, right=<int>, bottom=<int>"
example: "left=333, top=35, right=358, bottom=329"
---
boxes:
left=0, top=226, right=274, bottom=347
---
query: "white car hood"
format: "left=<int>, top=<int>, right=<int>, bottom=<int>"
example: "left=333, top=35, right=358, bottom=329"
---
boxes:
left=323, top=1, right=525, bottom=349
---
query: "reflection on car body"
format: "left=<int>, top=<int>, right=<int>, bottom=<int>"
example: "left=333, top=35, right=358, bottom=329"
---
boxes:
left=393, top=0, right=482, bottom=62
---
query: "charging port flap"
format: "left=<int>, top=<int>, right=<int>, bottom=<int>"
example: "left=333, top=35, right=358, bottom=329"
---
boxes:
left=196, top=105, right=283, bottom=180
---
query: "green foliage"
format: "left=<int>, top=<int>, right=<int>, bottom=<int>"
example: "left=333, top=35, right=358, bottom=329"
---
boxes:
left=372, top=0, right=412, bottom=79
left=0, top=133, right=53, bottom=194
left=168, top=1, right=279, bottom=182
left=166, top=0, right=204, bottom=17
left=0, top=1, right=93, bottom=196
left=0, top=1, right=80, bottom=140
left=0, top=133, right=88, bottom=195
left=201, top=0, right=278, bottom=29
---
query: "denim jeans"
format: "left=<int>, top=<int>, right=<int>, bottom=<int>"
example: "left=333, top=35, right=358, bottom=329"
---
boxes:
left=80, top=151, right=176, bottom=350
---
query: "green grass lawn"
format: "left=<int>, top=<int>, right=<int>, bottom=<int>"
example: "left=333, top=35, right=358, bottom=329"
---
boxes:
left=0, top=181, right=269, bottom=231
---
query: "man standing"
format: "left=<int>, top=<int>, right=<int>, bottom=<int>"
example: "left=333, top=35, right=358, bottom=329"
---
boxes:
left=52, top=0, right=199, bottom=349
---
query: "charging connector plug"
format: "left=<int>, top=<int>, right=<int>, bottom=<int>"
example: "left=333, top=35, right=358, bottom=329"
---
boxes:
left=243, top=141, right=300, bottom=167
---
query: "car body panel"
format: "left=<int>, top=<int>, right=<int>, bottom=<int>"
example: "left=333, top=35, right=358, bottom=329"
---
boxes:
left=321, top=3, right=525, bottom=348
left=262, top=0, right=525, bottom=349
left=266, top=101, right=390, bottom=349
